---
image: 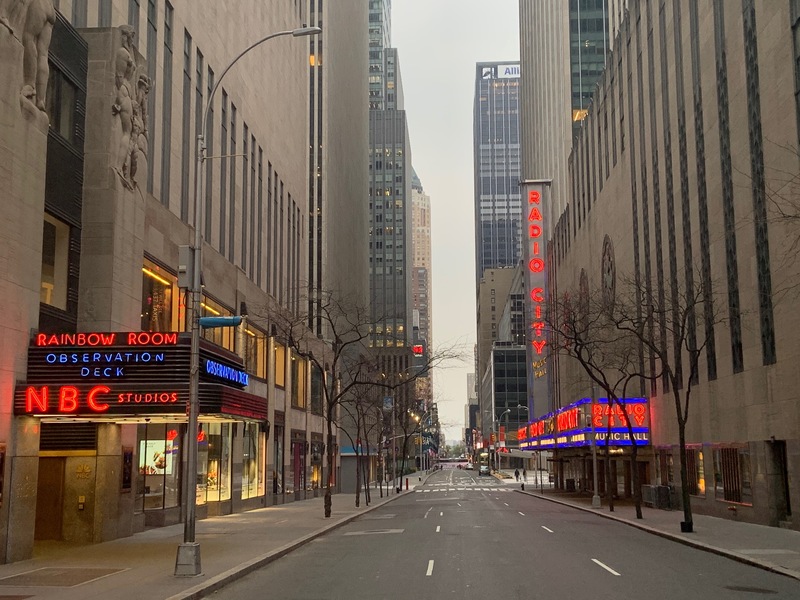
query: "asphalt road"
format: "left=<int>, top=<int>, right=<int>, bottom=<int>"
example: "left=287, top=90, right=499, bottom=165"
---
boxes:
left=209, top=468, right=800, bottom=600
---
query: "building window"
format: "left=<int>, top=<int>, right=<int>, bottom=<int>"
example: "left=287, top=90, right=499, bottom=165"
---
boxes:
left=713, top=446, right=753, bottom=505
left=141, top=258, right=180, bottom=332
left=685, top=447, right=706, bottom=496
left=99, top=0, right=112, bottom=26
left=200, top=296, right=234, bottom=351
left=46, top=68, right=78, bottom=145
left=310, top=365, right=324, bottom=415
left=241, top=422, right=265, bottom=500
left=273, top=423, right=284, bottom=494
left=274, top=341, right=286, bottom=388
left=160, top=2, right=174, bottom=207
left=72, top=0, right=87, bottom=27
left=40, top=214, right=70, bottom=310
left=243, top=326, right=267, bottom=379
left=136, top=423, right=181, bottom=511
left=291, top=353, right=307, bottom=409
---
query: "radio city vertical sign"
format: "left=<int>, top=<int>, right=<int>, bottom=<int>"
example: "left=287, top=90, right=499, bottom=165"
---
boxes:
left=522, top=181, right=550, bottom=417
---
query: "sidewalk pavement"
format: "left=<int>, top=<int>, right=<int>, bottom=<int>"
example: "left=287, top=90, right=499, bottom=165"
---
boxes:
left=0, top=475, right=429, bottom=600
left=515, top=481, right=800, bottom=581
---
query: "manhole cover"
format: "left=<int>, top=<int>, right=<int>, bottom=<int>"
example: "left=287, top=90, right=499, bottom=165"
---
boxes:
left=724, top=586, right=778, bottom=595
left=0, top=567, right=124, bottom=587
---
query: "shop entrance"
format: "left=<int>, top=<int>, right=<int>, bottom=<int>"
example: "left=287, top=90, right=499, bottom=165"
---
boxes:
left=769, top=439, right=792, bottom=522
left=35, top=457, right=65, bottom=540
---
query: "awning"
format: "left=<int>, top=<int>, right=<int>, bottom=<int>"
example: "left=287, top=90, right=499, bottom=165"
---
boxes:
left=508, top=449, right=539, bottom=458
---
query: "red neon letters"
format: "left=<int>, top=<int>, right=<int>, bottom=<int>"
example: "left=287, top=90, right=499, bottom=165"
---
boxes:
left=35, top=332, right=178, bottom=347
left=26, top=385, right=111, bottom=413
left=528, top=189, right=547, bottom=355
left=24, top=385, right=179, bottom=414
left=592, top=402, right=647, bottom=427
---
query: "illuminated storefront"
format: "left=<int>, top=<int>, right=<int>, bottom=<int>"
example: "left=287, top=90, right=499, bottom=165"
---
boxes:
left=519, top=397, right=653, bottom=496
left=14, top=331, right=269, bottom=532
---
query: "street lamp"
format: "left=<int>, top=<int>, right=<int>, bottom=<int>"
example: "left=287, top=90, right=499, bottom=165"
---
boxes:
left=175, top=25, right=321, bottom=578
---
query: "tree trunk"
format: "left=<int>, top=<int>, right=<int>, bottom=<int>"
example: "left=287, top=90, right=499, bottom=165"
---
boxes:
left=325, top=407, right=334, bottom=518
left=605, top=421, right=615, bottom=512
left=678, top=418, right=693, bottom=531
left=354, top=448, right=361, bottom=508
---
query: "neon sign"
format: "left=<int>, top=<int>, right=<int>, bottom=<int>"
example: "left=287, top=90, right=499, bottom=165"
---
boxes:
left=204, top=359, right=249, bottom=386
left=35, top=332, right=178, bottom=347
left=519, top=398, right=651, bottom=449
left=412, top=344, right=424, bottom=357
left=24, top=385, right=180, bottom=414
left=527, top=189, right=547, bottom=356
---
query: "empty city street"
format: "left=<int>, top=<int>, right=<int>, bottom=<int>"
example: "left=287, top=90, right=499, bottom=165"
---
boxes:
left=209, top=469, right=800, bottom=600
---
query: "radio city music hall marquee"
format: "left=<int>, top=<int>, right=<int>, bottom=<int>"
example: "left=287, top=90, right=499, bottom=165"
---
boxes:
left=15, top=331, right=251, bottom=417
left=518, top=397, right=651, bottom=450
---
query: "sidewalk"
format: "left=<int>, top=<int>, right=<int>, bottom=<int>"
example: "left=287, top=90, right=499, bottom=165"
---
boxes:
left=518, top=485, right=800, bottom=581
left=0, top=478, right=427, bottom=600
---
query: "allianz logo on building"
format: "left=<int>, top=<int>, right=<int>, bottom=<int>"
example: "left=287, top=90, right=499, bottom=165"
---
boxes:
left=481, top=64, right=521, bottom=80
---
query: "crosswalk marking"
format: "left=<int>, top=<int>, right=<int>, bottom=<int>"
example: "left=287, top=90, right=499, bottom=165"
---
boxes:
left=415, top=487, right=512, bottom=493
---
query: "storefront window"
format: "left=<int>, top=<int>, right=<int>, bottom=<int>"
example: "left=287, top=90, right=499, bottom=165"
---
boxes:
left=40, top=214, right=70, bottom=310
left=136, top=423, right=181, bottom=511
left=201, top=296, right=235, bottom=352
left=291, top=354, right=307, bottom=409
left=289, top=436, right=306, bottom=493
left=274, top=342, right=286, bottom=388
left=141, top=258, right=181, bottom=331
left=686, top=447, right=705, bottom=496
left=713, top=446, right=753, bottom=505
left=201, top=422, right=232, bottom=502
left=244, top=327, right=267, bottom=379
left=241, top=422, right=265, bottom=499
left=273, top=424, right=284, bottom=494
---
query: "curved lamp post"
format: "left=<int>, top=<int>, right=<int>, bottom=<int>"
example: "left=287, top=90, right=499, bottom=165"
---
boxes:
left=175, top=25, right=321, bottom=577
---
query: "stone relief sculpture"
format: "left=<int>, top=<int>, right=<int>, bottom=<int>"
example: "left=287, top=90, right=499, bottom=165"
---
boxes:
left=1, top=0, right=56, bottom=112
left=112, top=25, right=150, bottom=189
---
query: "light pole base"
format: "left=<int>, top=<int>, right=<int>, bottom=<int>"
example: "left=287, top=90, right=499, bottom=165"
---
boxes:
left=591, top=494, right=601, bottom=509
left=174, top=542, right=202, bottom=576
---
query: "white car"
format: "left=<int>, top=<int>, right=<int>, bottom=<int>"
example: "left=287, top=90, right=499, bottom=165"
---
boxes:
left=465, top=462, right=474, bottom=470
left=479, top=464, right=490, bottom=475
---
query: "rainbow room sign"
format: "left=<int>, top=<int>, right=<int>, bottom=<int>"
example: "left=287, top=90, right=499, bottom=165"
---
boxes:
left=519, top=397, right=651, bottom=450
left=15, top=331, right=252, bottom=417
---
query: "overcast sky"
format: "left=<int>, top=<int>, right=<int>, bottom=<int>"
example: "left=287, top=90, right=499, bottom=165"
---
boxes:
left=392, top=1, right=521, bottom=445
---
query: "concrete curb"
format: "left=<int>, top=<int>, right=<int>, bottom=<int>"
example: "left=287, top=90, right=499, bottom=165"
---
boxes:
left=517, top=490, right=800, bottom=582
left=166, top=492, right=407, bottom=600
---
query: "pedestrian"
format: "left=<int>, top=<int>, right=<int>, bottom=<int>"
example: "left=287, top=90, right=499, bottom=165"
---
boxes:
left=522, top=468, right=527, bottom=483
left=514, top=468, right=520, bottom=482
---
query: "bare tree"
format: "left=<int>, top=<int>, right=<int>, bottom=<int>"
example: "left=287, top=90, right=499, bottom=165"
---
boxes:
left=612, top=272, right=723, bottom=532
left=253, top=289, right=462, bottom=517
left=548, top=284, right=648, bottom=518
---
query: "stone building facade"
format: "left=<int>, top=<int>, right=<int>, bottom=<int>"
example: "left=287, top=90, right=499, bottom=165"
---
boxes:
left=0, top=0, right=368, bottom=563
left=551, top=1, right=799, bottom=530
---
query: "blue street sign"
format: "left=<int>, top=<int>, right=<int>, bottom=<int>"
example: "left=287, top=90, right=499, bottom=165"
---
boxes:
left=198, top=316, right=243, bottom=328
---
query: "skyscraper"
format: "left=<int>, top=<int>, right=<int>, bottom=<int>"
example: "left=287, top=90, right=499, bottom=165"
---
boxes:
left=473, top=61, right=522, bottom=286
left=368, top=1, right=412, bottom=349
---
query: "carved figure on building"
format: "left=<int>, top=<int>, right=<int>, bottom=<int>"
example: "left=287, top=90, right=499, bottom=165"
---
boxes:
left=111, top=25, right=150, bottom=189
left=129, top=73, right=151, bottom=185
left=1, top=0, right=56, bottom=112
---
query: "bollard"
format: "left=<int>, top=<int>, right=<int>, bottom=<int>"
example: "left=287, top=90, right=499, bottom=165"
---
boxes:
left=405, top=478, right=409, bottom=490
left=521, top=483, right=525, bottom=491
